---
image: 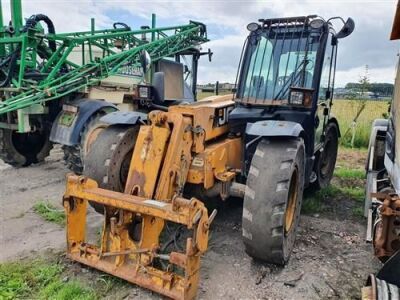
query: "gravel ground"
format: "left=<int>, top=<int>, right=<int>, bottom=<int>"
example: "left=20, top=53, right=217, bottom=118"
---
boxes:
left=0, top=146, right=381, bottom=299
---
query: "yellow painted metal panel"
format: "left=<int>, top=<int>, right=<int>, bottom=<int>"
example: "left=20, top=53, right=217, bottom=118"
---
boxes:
left=124, top=125, right=170, bottom=198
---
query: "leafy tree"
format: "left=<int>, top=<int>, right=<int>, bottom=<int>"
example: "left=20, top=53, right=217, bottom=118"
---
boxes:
left=358, top=65, right=370, bottom=97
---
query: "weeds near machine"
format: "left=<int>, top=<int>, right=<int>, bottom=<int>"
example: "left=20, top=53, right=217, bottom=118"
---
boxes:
left=0, top=259, right=95, bottom=300
left=302, top=175, right=365, bottom=216
left=334, top=168, right=365, bottom=180
left=33, top=201, right=65, bottom=225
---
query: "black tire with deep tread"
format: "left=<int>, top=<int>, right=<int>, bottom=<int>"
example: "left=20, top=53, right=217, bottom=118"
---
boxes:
left=0, top=128, right=53, bottom=167
left=311, top=122, right=339, bottom=190
left=242, top=138, right=305, bottom=265
left=63, top=113, right=105, bottom=174
left=83, top=125, right=139, bottom=214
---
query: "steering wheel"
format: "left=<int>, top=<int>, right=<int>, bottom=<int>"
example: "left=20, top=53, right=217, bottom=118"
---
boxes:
left=113, top=22, right=131, bottom=31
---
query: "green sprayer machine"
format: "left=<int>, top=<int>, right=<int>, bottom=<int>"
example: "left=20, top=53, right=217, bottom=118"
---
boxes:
left=0, top=0, right=210, bottom=171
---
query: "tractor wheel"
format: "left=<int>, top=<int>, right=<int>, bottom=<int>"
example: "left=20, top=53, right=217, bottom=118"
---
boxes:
left=0, top=128, right=52, bottom=167
left=63, top=113, right=106, bottom=174
left=311, top=122, right=339, bottom=190
left=83, top=125, right=139, bottom=214
left=242, top=138, right=305, bottom=265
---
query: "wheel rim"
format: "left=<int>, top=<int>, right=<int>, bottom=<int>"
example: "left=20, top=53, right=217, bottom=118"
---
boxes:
left=285, top=167, right=298, bottom=234
left=320, top=137, right=334, bottom=179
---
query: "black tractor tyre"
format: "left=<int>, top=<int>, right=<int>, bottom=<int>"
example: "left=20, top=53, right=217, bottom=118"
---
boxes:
left=242, top=138, right=305, bottom=265
left=183, top=183, right=224, bottom=213
left=83, top=125, right=139, bottom=214
left=63, top=113, right=106, bottom=174
left=0, top=128, right=53, bottom=167
left=311, top=122, right=339, bottom=190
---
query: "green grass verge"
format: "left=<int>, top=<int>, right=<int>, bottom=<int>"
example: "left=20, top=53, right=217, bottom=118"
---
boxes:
left=332, top=99, right=389, bottom=148
left=302, top=185, right=338, bottom=214
left=352, top=206, right=364, bottom=218
left=333, top=168, right=365, bottom=180
left=0, top=259, right=95, bottom=300
left=33, top=201, right=65, bottom=226
left=302, top=184, right=364, bottom=215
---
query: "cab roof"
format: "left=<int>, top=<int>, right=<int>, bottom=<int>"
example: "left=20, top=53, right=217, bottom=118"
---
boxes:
left=391, top=1, right=400, bottom=40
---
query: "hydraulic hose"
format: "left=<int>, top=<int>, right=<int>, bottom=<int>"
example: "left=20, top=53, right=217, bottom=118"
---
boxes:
left=0, top=14, right=57, bottom=87
left=113, top=22, right=131, bottom=31
left=0, top=51, right=19, bottom=87
left=23, top=14, right=57, bottom=52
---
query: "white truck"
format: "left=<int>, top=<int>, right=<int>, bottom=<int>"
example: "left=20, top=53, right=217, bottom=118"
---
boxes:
left=363, top=3, right=400, bottom=299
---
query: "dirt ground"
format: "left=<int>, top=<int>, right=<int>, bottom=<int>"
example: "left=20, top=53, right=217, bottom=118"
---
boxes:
left=0, top=146, right=381, bottom=299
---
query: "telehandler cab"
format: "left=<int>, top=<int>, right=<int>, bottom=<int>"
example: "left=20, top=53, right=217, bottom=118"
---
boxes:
left=64, top=15, right=354, bottom=299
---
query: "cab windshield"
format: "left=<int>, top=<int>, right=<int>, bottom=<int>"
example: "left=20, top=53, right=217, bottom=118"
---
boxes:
left=238, top=28, right=322, bottom=103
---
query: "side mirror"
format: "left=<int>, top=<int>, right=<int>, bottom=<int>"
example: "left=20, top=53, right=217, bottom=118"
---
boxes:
left=207, top=48, right=213, bottom=62
left=200, top=48, right=213, bottom=62
left=140, top=50, right=152, bottom=74
left=152, top=72, right=165, bottom=104
left=335, top=17, right=355, bottom=39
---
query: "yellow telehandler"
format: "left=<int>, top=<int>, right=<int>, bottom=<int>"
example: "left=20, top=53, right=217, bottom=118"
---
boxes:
left=63, top=15, right=354, bottom=299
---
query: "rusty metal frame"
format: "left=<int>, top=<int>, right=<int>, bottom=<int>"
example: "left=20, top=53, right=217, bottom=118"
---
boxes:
left=63, top=99, right=241, bottom=299
left=64, top=175, right=212, bottom=300
left=371, top=192, right=400, bottom=260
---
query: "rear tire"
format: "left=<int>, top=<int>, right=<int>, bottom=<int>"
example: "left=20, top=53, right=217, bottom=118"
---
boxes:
left=63, top=113, right=106, bottom=174
left=242, top=138, right=305, bottom=265
left=311, top=122, right=339, bottom=190
left=0, top=128, right=52, bottom=167
left=83, top=125, right=139, bottom=214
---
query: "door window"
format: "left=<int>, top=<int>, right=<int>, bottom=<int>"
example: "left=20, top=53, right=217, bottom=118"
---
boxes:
left=318, top=33, right=335, bottom=101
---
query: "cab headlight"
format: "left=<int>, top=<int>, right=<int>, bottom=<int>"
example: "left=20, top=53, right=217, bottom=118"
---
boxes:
left=289, top=87, right=313, bottom=107
left=247, top=22, right=259, bottom=32
left=138, top=86, right=150, bottom=98
left=289, top=90, right=304, bottom=105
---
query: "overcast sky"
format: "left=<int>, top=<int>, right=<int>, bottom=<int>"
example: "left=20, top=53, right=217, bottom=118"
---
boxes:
left=3, top=0, right=399, bottom=87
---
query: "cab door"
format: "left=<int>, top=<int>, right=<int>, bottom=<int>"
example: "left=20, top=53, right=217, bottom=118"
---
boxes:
left=315, top=33, right=337, bottom=149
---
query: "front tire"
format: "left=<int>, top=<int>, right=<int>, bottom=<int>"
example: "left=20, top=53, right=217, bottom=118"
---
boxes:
left=83, top=125, right=139, bottom=214
left=242, top=138, right=305, bottom=265
left=63, top=113, right=106, bottom=174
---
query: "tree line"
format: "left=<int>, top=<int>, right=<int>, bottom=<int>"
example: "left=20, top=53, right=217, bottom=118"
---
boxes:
left=344, top=82, right=394, bottom=96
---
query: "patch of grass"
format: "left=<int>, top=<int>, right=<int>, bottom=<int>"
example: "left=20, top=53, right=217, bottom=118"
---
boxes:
left=302, top=185, right=340, bottom=214
left=334, top=168, right=365, bottom=180
left=95, top=274, right=128, bottom=295
left=33, top=201, right=65, bottom=225
left=302, top=196, right=323, bottom=214
left=341, top=186, right=364, bottom=202
left=40, top=279, right=95, bottom=300
left=352, top=206, right=364, bottom=218
left=302, top=184, right=365, bottom=214
left=0, top=259, right=95, bottom=300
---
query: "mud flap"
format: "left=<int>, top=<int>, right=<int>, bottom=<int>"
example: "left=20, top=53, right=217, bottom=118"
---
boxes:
left=63, top=175, right=213, bottom=300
